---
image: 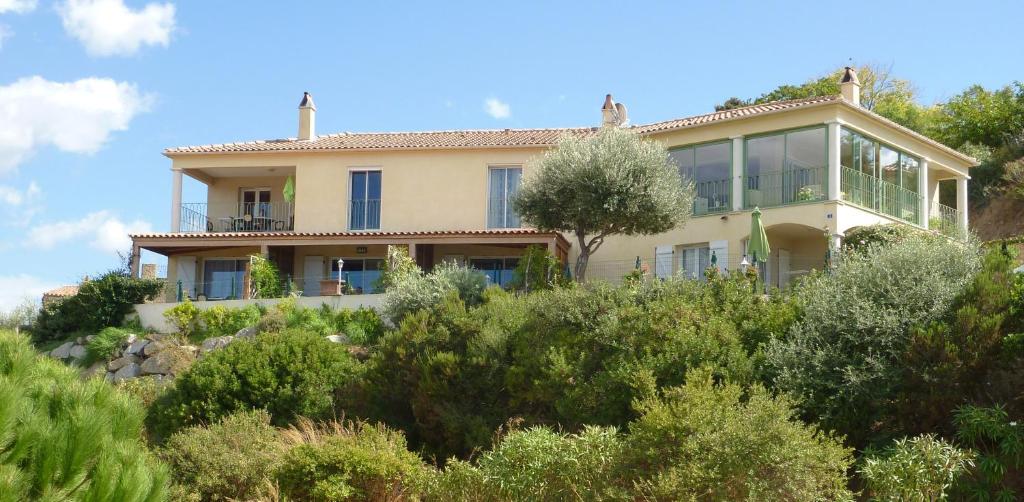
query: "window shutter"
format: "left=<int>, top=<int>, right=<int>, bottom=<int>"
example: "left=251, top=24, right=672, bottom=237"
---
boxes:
left=654, top=245, right=674, bottom=279
left=709, top=240, right=729, bottom=272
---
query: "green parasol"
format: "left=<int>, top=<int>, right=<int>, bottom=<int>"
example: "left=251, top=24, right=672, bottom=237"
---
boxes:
left=283, top=176, right=295, bottom=203
left=747, top=207, right=770, bottom=264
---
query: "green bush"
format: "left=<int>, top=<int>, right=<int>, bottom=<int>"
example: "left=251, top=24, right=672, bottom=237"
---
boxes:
left=198, top=304, right=262, bottom=338
left=381, top=261, right=488, bottom=323
left=163, top=298, right=199, bottom=337
left=952, top=405, right=1024, bottom=500
left=624, top=368, right=853, bottom=501
left=33, top=270, right=164, bottom=343
left=860, top=434, right=974, bottom=501
left=766, top=234, right=981, bottom=445
left=249, top=255, right=283, bottom=298
left=429, top=426, right=628, bottom=502
left=85, top=326, right=133, bottom=364
left=276, top=420, right=429, bottom=502
left=507, top=245, right=567, bottom=292
left=0, top=329, right=168, bottom=501
left=160, top=409, right=283, bottom=502
left=147, top=329, right=362, bottom=440
left=844, top=224, right=913, bottom=253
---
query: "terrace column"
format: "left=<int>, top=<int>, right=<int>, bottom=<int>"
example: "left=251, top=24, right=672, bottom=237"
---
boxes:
left=170, top=167, right=183, bottom=232
left=956, top=175, right=969, bottom=232
left=730, top=136, right=743, bottom=211
left=919, top=159, right=929, bottom=229
left=826, top=121, right=841, bottom=200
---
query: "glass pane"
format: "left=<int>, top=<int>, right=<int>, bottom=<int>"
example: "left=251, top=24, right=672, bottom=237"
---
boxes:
left=499, top=257, right=519, bottom=286
left=694, top=142, right=730, bottom=183
left=670, top=147, right=695, bottom=181
left=879, top=145, right=899, bottom=185
left=350, top=172, right=366, bottom=230
left=505, top=168, right=522, bottom=227
left=258, top=190, right=271, bottom=203
left=203, top=259, right=244, bottom=299
left=351, top=172, right=367, bottom=200
left=785, top=128, right=826, bottom=171
left=488, top=169, right=506, bottom=228
left=859, top=134, right=876, bottom=177
left=840, top=129, right=855, bottom=170
left=367, top=171, right=382, bottom=200
left=745, top=134, right=785, bottom=178
left=901, top=154, right=919, bottom=193
left=470, top=258, right=501, bottom=285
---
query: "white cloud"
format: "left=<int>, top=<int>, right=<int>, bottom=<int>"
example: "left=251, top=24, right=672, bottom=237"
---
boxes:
left=0, top=25, right=11, bottom=50
left=0, top=181, right=41, bottom=226
left=0, top=76, right=152, bottom=174
left=484, top=98, right=510, bottom=119
left=59, top=0, right=175, bottom=57
left=27, top=210, right=152, bottom=254
left=0, top=274, right=56, bottom=314
left=0, top=0, right=36, bottom=14
left=0, top=181, right=39, bottom=206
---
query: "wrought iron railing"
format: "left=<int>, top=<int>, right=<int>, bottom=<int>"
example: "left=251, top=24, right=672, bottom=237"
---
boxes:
left=840, top=166, right=922, bottom=224
left=349, top=199, right=381, bottom=230
left=692, top=179, right=731, bottom=215
left=178, top=202, right=295, bottom=233
left=745, top=166, right=826, bottom=208
left=930, top=202, right=961, bottom=237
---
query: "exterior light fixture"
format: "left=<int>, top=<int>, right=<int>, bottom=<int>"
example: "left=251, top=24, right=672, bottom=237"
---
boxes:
left=740, top=255, right=751, bottom=267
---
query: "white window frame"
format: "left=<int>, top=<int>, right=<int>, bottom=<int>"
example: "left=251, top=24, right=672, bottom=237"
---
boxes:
left=487, top=165, right=523, bottom=229
left=348, top=168, right=382, bottom=231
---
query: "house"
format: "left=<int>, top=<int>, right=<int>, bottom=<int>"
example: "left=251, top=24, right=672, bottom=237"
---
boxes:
left=130, top=68, right=975, bottom=301
left=42, top=285, right=79, bottom=306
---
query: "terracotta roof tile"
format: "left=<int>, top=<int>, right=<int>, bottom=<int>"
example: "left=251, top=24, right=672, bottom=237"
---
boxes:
left=130, top=229, right=557, bottom=239
left=42, top=285, right=78, bottom=297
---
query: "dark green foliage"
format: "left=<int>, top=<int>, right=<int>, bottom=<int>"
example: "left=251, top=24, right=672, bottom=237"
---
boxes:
left=624, top=369, right=853, bottom=501
left=953, top=405, right=1024, bottom=500
left=33, top=270, right=164, bottom=343
left=249, top=255, right=283, bottom=298
left=507, top=244, right=566, bottom=292
left=276, top=420, right=429, bottom=502
left=85, top=326, right=133, bottom=364
left=197, top=304, right=262, bottom=338
left=0, top=329, right=168, bottom=501
left=844, top=224, right=913, bottom=254
left=147, top=329, right=362, bottom=440
left=160, top=410, right=282, bottom=502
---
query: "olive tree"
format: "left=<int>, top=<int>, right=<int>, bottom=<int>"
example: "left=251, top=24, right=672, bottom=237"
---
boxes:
left=513, top=127, right=693, bottom=281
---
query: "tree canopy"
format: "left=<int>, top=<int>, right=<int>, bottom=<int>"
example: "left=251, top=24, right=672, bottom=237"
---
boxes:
left=512, top=127, right=693, bottom=281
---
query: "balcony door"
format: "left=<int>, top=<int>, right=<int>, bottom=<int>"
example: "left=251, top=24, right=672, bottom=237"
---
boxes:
left=240, top=188, right=271, bottom=218
left=349, top=171, right=381, bottom=230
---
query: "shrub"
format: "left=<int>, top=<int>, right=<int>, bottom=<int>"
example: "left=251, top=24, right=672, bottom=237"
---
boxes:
left=766, top=234, right=981, bottom=445
left=844, top=224, right=913, bottom=253
left=860, top=434, right=974, bottom=501
left=85, top=326, right=133, bottom=364
left=625, top=368, right=853, bottom=501
left=33, top=270, right=164, bottom=342
left=250, top=255, right=283, bottom=298
left=952, top=405, right=1024, bottom=500
left=199, top=304, right=262, bottom=338
left=429, top=426, right=629, bottom=502
left=147, top=329, right=362, bottom=440
left=377, top=244, right=419, bottom=292
left=507, top=245, right=566, bottom=292
left=382, top=261, right=488, bottom=323
left=0, top=329, right=168, bottom=501
left=160, top=410, right=283, bottom=501
left=276, top=419, right=429, bottom=502
left=163, top=298, right=199, bottom=337
left=333, top=306, right=386, bottom=345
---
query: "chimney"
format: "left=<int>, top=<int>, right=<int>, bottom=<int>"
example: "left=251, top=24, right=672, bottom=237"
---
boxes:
left=298, top=92, right=316, bottom=140
left=840, top=67, right=861, bottom=106
left=601, top=94, right=628, bottom=127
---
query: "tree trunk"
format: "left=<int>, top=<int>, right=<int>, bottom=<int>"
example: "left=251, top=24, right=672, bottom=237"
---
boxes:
left=574, top=248, right=589, bottom=283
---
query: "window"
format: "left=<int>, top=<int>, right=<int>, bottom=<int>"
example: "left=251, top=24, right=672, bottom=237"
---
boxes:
left=203, top=259, right=248, bottom=299
left=470, top=257, right=520, bottom=287
left=841, top=128, right=919, bottom=193
left=669, top=141, right=731, bottom=214
left=330, top=258, right=383, bottom=294
left=680, top=246, right=710, bottom=281
left=349, top=171, right=381, bottom=230
left=488, top=166, right=522, bottom=228
left=744, top=127, right=826, bottom=208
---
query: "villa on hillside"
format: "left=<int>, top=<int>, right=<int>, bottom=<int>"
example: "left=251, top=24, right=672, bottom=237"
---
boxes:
left=129, top=68, right=976, bottom=301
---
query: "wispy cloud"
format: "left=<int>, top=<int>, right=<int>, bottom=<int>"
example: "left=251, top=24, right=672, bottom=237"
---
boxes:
left=0, top=274, right=57, bottom=313
left=26, top=210, right=152, bottom=254
left=0, top=181, right=42, bottom=226
left=58, top=0, right=175, bottom=57
left=484, top=98, right=510, bottom=119
left=0, top=76, right=153, bottom=175
left=0, top=0, right=36, bottom=14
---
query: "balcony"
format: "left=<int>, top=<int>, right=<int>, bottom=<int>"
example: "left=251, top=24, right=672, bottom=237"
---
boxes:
left=840, top=166, right=922, bottom=225
left=744, top=166, right=827, bottom=209
left=180, top=202, right=294, bottom=233
left=693, top=179, right=731, bottom=215
left=930, top=202, right=962, bottom=237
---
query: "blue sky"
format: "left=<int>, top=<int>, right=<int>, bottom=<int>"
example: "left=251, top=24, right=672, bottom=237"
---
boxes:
left=0, top=0, right=1021, bottom=310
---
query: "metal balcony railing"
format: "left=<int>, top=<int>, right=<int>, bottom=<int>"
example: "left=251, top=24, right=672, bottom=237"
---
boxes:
left=930, top=202, right=962, bottom=237
left=745, top=166, right=827, bottom=208
left=840, top=166, right=923, bottom=224
left=179, top=202, right=295, bottom=233
left=349, top=198, right=381, bottom=230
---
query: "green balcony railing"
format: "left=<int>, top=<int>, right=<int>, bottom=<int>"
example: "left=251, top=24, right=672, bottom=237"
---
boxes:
left=744, top=166, right=826, bottom=209
left=930, top=202, right=961, bottom=237
left=840, top=166, right=922, bottom=225
left=692, top=178, right=731, bottom=215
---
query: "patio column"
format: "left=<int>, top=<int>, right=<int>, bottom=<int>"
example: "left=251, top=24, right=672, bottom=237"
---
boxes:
left=826, top=121, right=841, bottom=200
left=730, top=135, right=743, bottom=211
left=919, top=159, right=929, bottom=229
left=129, top=243, right=141, bottom=278
left=170, top=167, right=183, bottom=232
left=956, top=175, right=969, bottom=232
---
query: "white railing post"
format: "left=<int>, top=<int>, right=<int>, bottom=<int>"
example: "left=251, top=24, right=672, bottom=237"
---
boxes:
left=827, top=121, right=841, bottom=201
left=919, top=159, right=929, bottom=229
left=171, top=167, right=183, bottom=232
left=956, top=176, right=969, bottom=232
left=730, top=136, right=743, bottom=211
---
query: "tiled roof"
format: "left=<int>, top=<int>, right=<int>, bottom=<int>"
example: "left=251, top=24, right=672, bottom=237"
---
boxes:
left=163, top=94, right=975, bottom=164
left=130, top=229, right=559, bottom=239
left=42, top=285, right=78, bottom=297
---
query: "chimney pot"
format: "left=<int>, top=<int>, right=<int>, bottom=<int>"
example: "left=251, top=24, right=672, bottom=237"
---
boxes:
left=298, top=92, right=316, bottom=140
left=840, top=67, right=861, bottom=106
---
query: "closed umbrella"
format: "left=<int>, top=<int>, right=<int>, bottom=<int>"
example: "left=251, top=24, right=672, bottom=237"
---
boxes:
left=747, top=207, right=771, bottom=290
left=283, top=176, right=295, bottom=203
